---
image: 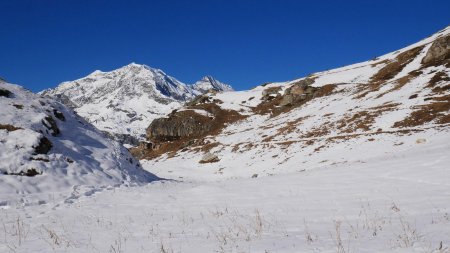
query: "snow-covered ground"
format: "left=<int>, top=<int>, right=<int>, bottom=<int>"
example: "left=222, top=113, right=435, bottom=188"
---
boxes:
left=1, top=130, right=449, bottom=252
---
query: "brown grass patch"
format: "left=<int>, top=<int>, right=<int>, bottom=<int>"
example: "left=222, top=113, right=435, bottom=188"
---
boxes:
left=253, top=84, right=336, bottom=117
left=0, top=124, right=22, bottom=132
left=371, top=46, right=424, bottom=84
left=276, top=116, right=310, bottom=135
left=315, top=84, right=337, bottom=97
left=393, top=95, right=450, bottom=127
left=354, top=46, right=424, bottom=98
left=371, top=59, right=391, bottom=67
left=375, top=70, right=422, bottom=98
left=427, top=71, right=450, bottom=94
left=336, top=103, right=399, bottom=133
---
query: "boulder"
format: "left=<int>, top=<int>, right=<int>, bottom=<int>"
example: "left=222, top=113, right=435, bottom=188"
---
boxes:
left=422, top=34, right=450, bottom=65
left=147, top=110, right=213, bottom=142
left=280, top=78, right=317, bottom=106
left=199, top=152, right=220, bottom=163
left=261, top=86, right=282, bottom=101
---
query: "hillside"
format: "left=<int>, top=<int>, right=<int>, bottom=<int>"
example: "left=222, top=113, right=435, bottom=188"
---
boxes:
left=135, top=26, right=450, bottom=180
left=41, top=63, right=232, bottom=145
left=0, top=81, right=157, bottom=205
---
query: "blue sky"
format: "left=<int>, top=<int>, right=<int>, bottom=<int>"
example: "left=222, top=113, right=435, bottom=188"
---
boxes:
left=0, top=0, right=449, bottom=92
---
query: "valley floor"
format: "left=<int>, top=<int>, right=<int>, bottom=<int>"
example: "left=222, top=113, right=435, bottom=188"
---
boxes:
left=1, top=131, right=450, bottom=253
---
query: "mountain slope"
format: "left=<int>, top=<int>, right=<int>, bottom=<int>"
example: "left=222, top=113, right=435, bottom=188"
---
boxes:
left=0, top=81, right=157, bottom=205
left=136, top=26, right=450, bottom=180
left=192, top=75, right=233, bottom=93
left=41, top=63, right=232, bottom=145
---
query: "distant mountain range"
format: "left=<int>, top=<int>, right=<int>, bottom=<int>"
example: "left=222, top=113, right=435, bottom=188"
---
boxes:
left=40, top=63, right=233, bottom=144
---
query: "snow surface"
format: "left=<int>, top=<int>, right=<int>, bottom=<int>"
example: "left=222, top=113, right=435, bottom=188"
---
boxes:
left=1, top=132, right=449, bottom=252
left=0, top=81, right=157, bottom=206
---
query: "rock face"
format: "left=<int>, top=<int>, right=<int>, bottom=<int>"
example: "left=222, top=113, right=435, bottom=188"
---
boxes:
left=147, top=110, right=213, bottom=142
left=422, top=34, right=450, bottom=65
left=279, top=78, right=317, bottom=106
left=0, top=88, right=12, bottom=98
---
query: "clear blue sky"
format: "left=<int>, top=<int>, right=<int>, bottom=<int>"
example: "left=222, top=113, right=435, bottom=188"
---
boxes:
left=0, top=0, right=449, bottom=92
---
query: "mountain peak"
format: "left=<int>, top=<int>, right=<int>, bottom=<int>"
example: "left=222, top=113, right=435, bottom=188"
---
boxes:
left=193, top=75, right=233, bottom=93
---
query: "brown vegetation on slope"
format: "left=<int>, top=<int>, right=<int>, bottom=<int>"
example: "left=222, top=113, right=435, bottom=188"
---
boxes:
left=131, top=101, right=245, bottom=159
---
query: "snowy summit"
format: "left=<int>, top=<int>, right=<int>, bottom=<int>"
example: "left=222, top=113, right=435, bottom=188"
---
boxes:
left=41, top=63, right=232, bottom=145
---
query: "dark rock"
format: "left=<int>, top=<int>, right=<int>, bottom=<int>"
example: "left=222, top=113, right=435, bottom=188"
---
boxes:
left=0, top=88, right=12, bottom=98
left=261, top=87, right=282, bottom=101
left=4, top=168, right=41, bottom=177
left=34, top=136, right=52, bottom=154
left=422, top=34, right=450, bottom=65
left=186, top=94, right=212, bottom=106
left=280, top=78, right=317, bottom=106
left=24, top=168, right=41, bottom=177
left=53, top=109, right=66, bottom=121
left=42, top=116, right=60, bottom=136
left=139, top=141, right=154, bottom=150
left=148, top=110, right=213, bottom=142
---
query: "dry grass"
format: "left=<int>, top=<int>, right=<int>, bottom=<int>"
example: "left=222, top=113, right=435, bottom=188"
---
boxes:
left=354, top=46, right=424, bottom=98
left=0, top=124, right=22, bottom=132
left=393, top=95, right=450, bottom=127
left=427, top=71, right=450, bottom=94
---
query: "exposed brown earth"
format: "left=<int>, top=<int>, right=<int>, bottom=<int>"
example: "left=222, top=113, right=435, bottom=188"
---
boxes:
left=0, top=124, right=22, bottom=132
left=393, top=95, right=450, bottom=127
left=355, top=46, right=425, bottom=98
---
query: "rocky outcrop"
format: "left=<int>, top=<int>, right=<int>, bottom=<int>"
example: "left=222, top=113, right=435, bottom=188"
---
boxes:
left=280, top=78, right=317, bottom=106
left=33, top=136, right=52, bottom=154
left=253, top=78, right=336, bottom=117
left=147, top=110, right=213, bottom=142
left=0, top=88, right=12, bottom=98
left=42, top=116, right=60, bottom=136
left=261, top=87, right=282, bottom=101
left=131, top=102, right=245, bottom=159
left=422, top=34, right=450, bottom=65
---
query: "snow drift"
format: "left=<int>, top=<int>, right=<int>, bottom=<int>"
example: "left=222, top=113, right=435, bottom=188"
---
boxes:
left=0, top=81, right=158, bottom=205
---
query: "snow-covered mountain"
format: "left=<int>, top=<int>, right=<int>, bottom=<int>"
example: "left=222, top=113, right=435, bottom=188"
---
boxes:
left=192, top=75, right=233, bottom=93
left=0, top=80, right=157, bottom=205
left=41, top=63, right=232, bottom=145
